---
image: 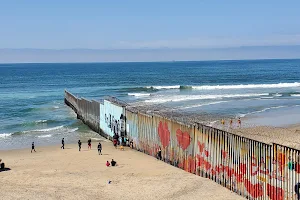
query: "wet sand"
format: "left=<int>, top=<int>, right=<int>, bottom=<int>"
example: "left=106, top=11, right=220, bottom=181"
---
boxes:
left=0, top=140, right=242, bottom=200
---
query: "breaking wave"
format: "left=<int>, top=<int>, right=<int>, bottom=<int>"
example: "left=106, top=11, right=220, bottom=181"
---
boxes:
left=139, top=82, right=300, bottom=91
left=238, top=106, right=289, bottom=117
left=128, top=93, right=151, bottom=97
left=145, top=93, right=268, bottom=103
left=0, top=133, right=12, bottom=138
left=1, top=125, right=79, bottom=138
left=179, top=101, right=229, bottom=109
left=37, top=134, right=52, bottom=138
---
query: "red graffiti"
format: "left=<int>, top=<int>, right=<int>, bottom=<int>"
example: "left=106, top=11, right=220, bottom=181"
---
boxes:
left=197, top=155, right=211, bottom=170
left=179, top=155, right=196, bottom=173
left=204, top=150, right=209, bottom=157
left=244, top=179, right=263, bottom=198
left=239, top=163, right=247, bottom=175
left=221, top=150, right=227, bottom=159
left=267, top=184, right=284, bottom=200
left=176, top=129, right=191, bottom=150
left=198, top=141, right=205, bottom=153
left=158, top=121, right=170, bottom=148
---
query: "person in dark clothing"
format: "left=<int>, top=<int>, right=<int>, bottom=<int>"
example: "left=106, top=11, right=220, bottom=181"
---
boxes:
left=130, top=140, right=134, bottom=149
left=61, top=138, right=65, bottom=149
left=157, top=147, right=162, bottom=160
left=78, top=140, right=82, bottom=151
left=111, top=159, right=117, bottom=166
left=0, top=159, right=5, bottom=169
left=88, top=138, right=92, bottom=150
left=31, top=142, right=36, bottom=153
left=97, top=142, right=102, bottom=155
left=295, top=182, right=300, bottom=200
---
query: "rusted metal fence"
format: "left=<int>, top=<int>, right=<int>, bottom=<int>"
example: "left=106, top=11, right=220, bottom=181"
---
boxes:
left=65, top=90, right=300, bottom=199
left=64, top=90, right=100, bottom=135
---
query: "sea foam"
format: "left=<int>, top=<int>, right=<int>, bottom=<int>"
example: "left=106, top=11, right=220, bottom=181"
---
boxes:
left=144, top=82, right=300, bottom=91
left=145, top=93, right=268, bottom=103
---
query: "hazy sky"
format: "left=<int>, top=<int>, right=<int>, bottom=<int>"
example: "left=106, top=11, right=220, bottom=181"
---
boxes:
left=1, top=0, right=300, bottom=62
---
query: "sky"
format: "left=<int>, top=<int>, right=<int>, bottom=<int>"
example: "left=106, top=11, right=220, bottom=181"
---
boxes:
left=1, top=0, right=300, bottom=62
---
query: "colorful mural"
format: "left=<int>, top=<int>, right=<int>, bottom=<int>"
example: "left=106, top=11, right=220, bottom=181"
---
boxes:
left=65, top=91, right=300, bottom=200
left=124, top=113, right=300, bottom=199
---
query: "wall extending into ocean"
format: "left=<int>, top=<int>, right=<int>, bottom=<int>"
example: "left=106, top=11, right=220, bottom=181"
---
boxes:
left=65, top=90, right=300, bottom=200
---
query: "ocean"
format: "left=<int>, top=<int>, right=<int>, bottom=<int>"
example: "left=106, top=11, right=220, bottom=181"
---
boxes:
left=1, top=59, right=300, bottom=150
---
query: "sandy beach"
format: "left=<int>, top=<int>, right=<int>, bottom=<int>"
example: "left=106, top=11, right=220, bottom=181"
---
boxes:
left=213, top=118, right=300, bottom=148
left=230, top=123, right=300, bottom=149
left=0, top=140, right=242, bottom=200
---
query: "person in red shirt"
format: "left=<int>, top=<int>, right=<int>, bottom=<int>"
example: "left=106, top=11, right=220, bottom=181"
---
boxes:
left=106, top=161, right=110, bottom=167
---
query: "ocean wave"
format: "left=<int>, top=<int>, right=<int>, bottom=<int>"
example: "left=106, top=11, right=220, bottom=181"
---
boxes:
left=238, top=106, right=288, bottom=117
left=35, top=120, right=48, bottom=123
left=145, top=93, right=268, bottom=103
left=192, top=82, right=300, bottom=90
left=128, top=93, right=151, bottom=97
left=260, top=97, right=274, bottom=99
left=67, top=127, right=78, bottom=133
left=37, top=134, right=52, bottom=138
left=141, top=82, right=300, bottom=91
left=2, top=125, right=78, bottom=138
left=179, top=101, right=229, bottom=109
left=146, top=85, right=180, bottom=90
left=14, top=125, right=65, bottom=135
left=31, top=125, right=64, bottom=132
left=291, top=94, right=300, bottom=97
left=0, top=133, right=12, bottom=138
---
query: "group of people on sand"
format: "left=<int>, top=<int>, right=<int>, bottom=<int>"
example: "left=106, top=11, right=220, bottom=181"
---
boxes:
left=221, top=118, right=242, bottom=127
left=77, top=138, right=93, bottom=152
left=112, top=134, right=134, bottom=150
left=106, top=159, right=117, bottom=167
left=30, top=138, right=103, bottom=155
left=29, top=138, right=119, bottom=167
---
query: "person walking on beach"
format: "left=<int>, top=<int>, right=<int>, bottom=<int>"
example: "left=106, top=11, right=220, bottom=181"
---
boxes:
left=61, top=138, right=65, bottom=149
left=88, top=138, right=92, bottom=150
left=97, top=142, right=102, bottom=155
left=157, top=147, right=162, bottom=160
left=238, top=118, right=241, bottom=127
left=78, top=140, right=82, bottom=151
left=113, top=134, right=118, bottom=149
left=221, top=119, right=225, bottom=126
left=31, top=142, right=36, bottom=153
left=230, top=119, right=233, bottom=127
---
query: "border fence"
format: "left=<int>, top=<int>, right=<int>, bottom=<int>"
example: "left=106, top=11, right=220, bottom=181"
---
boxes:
left=65, top=90, right=300, bottom=199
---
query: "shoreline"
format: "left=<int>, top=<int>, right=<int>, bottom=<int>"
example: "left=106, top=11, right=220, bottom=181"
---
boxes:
left=0, top=141, right=242, bottom=200
left=2, top=120, right=300, bottom=151
left=213, top=120, right=300, bottom=148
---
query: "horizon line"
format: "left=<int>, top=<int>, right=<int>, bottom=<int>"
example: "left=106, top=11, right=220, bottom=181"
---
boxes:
left=1, top=58, right=300, bottom=65
left=2, top=44, right=300, bottom=51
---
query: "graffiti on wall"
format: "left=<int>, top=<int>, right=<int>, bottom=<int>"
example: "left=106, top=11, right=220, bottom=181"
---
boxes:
left=67, top=92, right=300, bottom=200
left=104, top=113, right=126, bottom=136
left=131, top=113, right=300, bottom=199
left=99, top=100, right=126, bottom=138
